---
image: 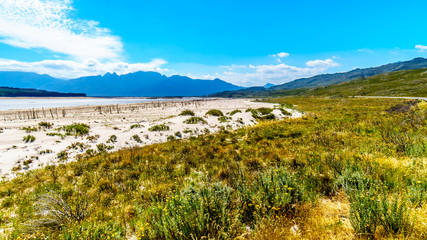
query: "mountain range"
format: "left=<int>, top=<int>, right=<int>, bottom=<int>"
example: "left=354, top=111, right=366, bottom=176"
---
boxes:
left=1, top=57, right=426, bottom=97
left=0, top=71, right=242, bottom=97
left=211, top=57, right=427, bottom=97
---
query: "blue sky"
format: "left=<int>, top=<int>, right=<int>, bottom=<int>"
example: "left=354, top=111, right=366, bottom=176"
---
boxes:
left=0, top=0, right=426, bottom=86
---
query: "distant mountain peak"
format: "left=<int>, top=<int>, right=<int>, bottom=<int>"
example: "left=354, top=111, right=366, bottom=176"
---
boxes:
left=264, top=83, right=275, bottom=88
left=0, top=70, right=243, bottom=97
left=103, top=72, right=118, bottom=77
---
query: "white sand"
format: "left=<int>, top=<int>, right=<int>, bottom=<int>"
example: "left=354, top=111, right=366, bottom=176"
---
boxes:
left=0, top=98, right=301, bottom=178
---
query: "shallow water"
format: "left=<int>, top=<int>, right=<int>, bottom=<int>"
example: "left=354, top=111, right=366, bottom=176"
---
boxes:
left=0, top=98, right=177, bottom=111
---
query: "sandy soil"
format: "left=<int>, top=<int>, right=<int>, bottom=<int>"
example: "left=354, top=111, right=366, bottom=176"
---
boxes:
left=0, top=98, right=301, bottom=178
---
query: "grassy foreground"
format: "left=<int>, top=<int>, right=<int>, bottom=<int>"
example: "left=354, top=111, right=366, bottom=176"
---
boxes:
left=0, top=97, right=426, bottom=239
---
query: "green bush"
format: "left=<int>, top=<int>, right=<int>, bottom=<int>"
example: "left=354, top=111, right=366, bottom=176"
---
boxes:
left=148, top=124, right=170, bottom=132
left=184, top=117, right=207, bottom=124
left=179, top=109, right=195, bottom=116
left=38, top=122, right=53, bottom=129
left=61, top=222, right=124, bottom=240
left=229, top=109, right=242, bottom=116
left=218, top=116, right=231, bottom=123
left=206, top=109, right=224, bottom=117
left=249, top=108, right=276, bottom=120
left=280, top=108, right=292, bottom=116
left=63, top=123, right=90, bottom=136
left=255, top=107, right=273, bottom=115
left=23, top=135, right=36, bottom=143
left=22, top=126, right=38, bottom=133
left=132, top=135, right=143, bottom=143
left=97, top=143, right=114, bottom=153
left=237, top=168, right=307, bottom=225
left=167, top=135, right=175, bottom=141
left=107, top=135, right=117, bottom=143
left=141, top=183, right=238, bottom=239
left=57, top=151, right=68, bottom=160
left=46, top=132, right=65, bottom=139
left=130, top=124, right=143, bottom=129
left=348, top=183, right=413, bottom=237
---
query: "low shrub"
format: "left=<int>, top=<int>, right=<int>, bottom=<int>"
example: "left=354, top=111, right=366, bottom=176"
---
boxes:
left=184, top=117, right=207, bottom=124
left=249, top=108, right=276, bottom=120
left=140, top=182, right=238, bottom=239
left=23, top=135, right=36, bottom=143
left=63, top=123, right=90, bottom=136
left=148, top=124, right=170, bottom=132
left=38, top=122, right=53, bottom=129
left=130, top=124, right=142, bottom=129
left=206, top=109, right=224, bottom=117
left=255, top=107, right=273, bottom=115
left=57, top=151, right=68, bottom=160
left=237, top=168, right=308, bottom=225
left=280, top=108, right=292, bottom=116
left=132, top=135, right=143, bottom=143
left=107, top=135, right=117, bottom=143
left=218, top=116, right=231, bottom=123
left=22, top=126, right=38, bottom=133
left=229, top=109, right=242, bottom=116
left=179, top=110, right=195, bottom=116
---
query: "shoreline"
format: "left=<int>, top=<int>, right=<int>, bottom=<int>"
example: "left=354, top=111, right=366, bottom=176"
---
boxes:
left=0, top=97, right=206, bottom=113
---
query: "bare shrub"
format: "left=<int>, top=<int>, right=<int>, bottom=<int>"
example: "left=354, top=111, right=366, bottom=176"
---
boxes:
left=31, top=190, right=92, bottom=230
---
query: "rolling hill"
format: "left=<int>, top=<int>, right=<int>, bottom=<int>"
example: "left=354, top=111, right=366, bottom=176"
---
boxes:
left=211, top=57, right=427, bottom=97
left=302, top=68, right=427, bottom=97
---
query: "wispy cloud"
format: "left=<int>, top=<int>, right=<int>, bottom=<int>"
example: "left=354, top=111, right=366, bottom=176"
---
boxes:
left=0, top=0, right=123, bottom=60
left=415, top=44, right=427, bottom=52
left=357, top=48, right=374, bottom=54
left=272, top=52, right=290, bottom=63
left=305, top=58, right=339, bottom=68
left=0, top=58, right=168, bottom=79
left=272, top=52, right=290, bottom=58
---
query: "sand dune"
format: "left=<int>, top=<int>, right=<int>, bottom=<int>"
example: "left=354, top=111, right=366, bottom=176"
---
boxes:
left=0, top=98, right=301, bottom=178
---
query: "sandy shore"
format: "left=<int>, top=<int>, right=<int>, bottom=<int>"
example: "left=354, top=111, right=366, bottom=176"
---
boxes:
left=0, top=98, right=301, bottom=178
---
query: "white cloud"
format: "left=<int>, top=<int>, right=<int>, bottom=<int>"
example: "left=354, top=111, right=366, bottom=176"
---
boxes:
left=272, top=52, right=290, bottom=63
left=357, top=48, right=374, bottom=54
left=273, top=52, right=290, bottom=58
left=415, top=44, right=427, bottom=52
left=0, top=58, right=168, bottom=79
left=0, top=0, right=123, bottom=60
left=219, top=64, right=248, bottom=71
left=306, top=58, right=339, bottom=68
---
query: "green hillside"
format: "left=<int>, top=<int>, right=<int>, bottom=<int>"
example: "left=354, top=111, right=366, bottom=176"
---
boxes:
left=304, top=68, right=427, bottom=97
left=0, top=87, right=86, bottom=97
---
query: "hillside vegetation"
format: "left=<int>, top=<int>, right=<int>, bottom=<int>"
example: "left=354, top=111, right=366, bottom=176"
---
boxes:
left=304, top=68, right=427, bottom=97
left=271, top=57, right=427, bottom=90
left=211, top=68, right=427, bottom=98
left=0, top=87, right=86, bottom=97
left=0, top=98, right=426, bottom=239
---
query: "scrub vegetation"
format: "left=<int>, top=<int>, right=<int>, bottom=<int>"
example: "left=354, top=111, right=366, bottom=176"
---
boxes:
left=0, top=97, right=426, bottom=239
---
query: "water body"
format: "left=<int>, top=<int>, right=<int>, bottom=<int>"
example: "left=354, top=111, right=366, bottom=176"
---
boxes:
left=0, top=98, right=185, bottom=111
